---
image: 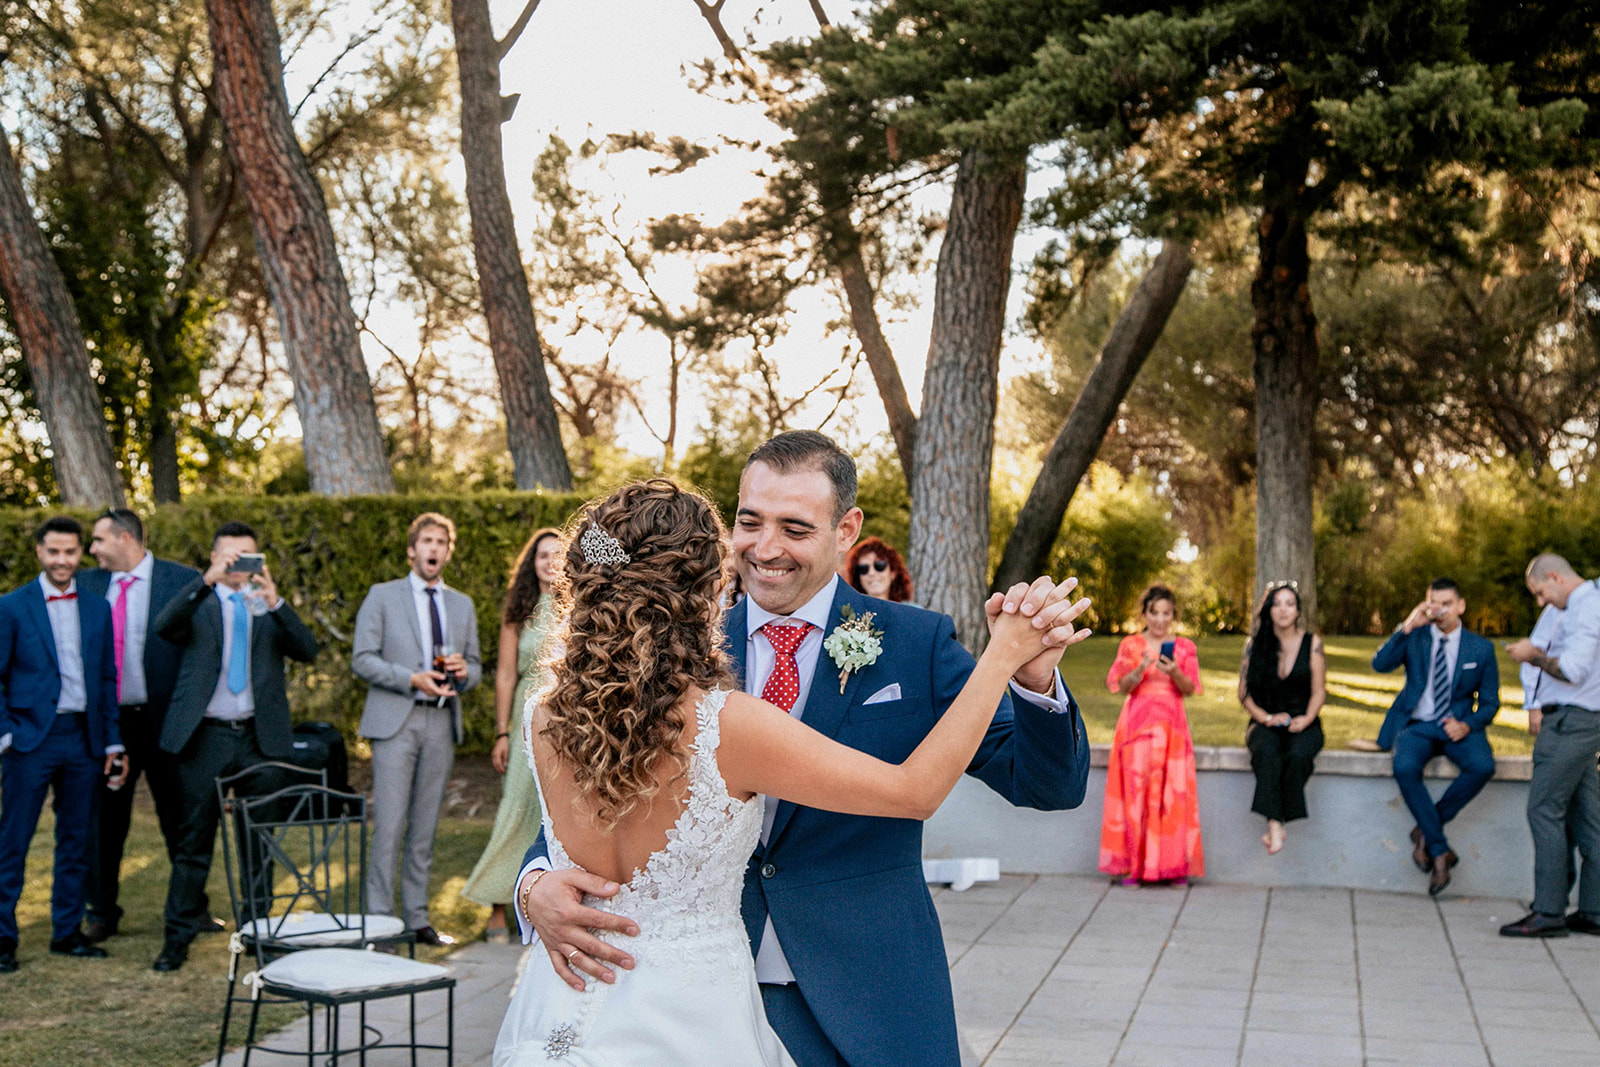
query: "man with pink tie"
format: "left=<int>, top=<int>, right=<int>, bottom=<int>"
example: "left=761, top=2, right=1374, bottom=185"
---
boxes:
left=78, top=510, right=200, bottom=943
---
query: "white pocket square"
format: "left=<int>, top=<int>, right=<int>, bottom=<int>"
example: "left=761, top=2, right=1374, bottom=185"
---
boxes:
left=1463, top=662, right=1478, bottom=669
left=863, top=684, right=902, bottom=705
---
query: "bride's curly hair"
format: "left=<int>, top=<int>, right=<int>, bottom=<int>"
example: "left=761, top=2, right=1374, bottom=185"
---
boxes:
left=539, top=478, right=734, bottom=826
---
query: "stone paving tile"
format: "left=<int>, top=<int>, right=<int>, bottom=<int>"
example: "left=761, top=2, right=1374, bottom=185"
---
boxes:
left=1113, top=1043, right=1240, bottom=1067
left=1363, top=1037, right=1490, bottom=1067
left=1239, top=1028, right=1364, bottom=1066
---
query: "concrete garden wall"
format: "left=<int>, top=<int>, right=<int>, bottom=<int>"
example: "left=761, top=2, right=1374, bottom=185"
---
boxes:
left=925, top=746, right=1539, bottom=900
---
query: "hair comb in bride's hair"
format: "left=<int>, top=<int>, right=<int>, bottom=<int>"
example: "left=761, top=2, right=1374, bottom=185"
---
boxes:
left=580, top=524, right=630, bottom=567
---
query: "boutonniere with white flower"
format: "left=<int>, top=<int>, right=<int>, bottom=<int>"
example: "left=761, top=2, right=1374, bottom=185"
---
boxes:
left=824, top=604, right=884, bottom=693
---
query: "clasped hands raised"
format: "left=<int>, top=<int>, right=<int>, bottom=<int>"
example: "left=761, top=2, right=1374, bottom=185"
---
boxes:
left=982, top=575, right=1094, bottom=692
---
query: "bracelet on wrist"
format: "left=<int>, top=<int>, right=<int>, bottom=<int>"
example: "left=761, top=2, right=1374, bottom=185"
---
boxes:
left=518, top=867, right=548, bottom=921
left=496, top=731, right=511, bottom=740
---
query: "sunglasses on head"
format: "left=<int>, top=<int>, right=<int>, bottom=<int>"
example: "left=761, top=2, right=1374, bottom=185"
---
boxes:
left=854, top=560, right=889, bottom=575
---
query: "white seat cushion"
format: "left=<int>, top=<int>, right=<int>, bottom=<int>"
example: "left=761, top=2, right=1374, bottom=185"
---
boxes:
left=256, top=947, right=449, bottom=995
left=244, top=912, right=407, bottom=946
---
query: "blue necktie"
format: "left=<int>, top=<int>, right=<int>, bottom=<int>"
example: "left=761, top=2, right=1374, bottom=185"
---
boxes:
left=1431, top=636, right=1451, bottom=720
left=228, top=592, right=249, bottom=695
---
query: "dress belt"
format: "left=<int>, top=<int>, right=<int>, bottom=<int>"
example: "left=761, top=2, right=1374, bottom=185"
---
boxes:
left=201, top=717, right=255, bottom=731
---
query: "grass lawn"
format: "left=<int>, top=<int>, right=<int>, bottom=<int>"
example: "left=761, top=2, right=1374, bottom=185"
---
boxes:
left=1059, top=633, right=1534, bottom=757
left=0, top=636, right=1534, bottom=1066
left=0, top=805, right=494, bottom=1067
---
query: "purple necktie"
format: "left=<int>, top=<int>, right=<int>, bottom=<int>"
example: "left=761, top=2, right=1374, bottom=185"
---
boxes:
left=112, top=575, right=136, bottom=703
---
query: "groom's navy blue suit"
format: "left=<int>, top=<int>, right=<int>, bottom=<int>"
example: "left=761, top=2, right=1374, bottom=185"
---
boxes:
left=522, top=581, right=1090, bottom=1067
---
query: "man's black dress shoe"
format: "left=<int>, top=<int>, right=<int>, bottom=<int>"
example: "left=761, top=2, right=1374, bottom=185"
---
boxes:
left=152, top=940, right=188, bottom=972
left=49, top=932, right=108, bottom=958
left=0, top=937, right=17, bottom=973
left=410, top=926, right=456, bottom=947
left=1500, top=911, right=1569, bottom=938
left=1428, top=851, right=1458, bottom=896
left=198, top=915, right=228, bottom=934
left=1409, top=827, right=1430, bottom=873
left=1566, top=912, right=1600, bottom=935
left=84, top=918, right=118, bottom=943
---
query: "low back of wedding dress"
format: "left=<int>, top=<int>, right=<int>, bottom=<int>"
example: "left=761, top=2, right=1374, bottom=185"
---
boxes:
left=494, top=688, right=796, bottom=1066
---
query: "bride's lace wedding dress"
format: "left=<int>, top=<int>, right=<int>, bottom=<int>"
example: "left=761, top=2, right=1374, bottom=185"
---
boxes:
left=493, top=689, right=797, bottom=1066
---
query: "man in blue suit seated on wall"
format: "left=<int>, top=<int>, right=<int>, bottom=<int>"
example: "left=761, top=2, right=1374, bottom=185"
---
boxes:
left=512, top=430, right=1092, bottom=1067
left=1372, top=577, right=1500, bottom=896
left=0, top=517, right=129, bottom=974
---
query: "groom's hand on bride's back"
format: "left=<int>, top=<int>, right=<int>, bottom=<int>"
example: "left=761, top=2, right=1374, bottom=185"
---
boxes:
left=984, top=576, right=1093, bottom=693
left=519, top=867, right=639, bottom=990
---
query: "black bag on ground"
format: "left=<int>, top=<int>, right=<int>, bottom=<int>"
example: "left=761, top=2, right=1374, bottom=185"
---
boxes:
left=287, top=721, right=352, bottom=800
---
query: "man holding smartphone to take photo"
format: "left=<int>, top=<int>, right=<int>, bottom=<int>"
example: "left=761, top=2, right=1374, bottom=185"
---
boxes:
left=149, top=521, right=318, bottom=972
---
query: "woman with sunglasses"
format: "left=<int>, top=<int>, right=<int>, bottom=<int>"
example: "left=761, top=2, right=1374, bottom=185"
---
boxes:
left=844, top=536, right=916, bottom=604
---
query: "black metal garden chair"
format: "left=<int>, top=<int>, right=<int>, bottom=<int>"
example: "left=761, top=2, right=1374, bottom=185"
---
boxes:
left=213, top=781, right=454, bottom=1065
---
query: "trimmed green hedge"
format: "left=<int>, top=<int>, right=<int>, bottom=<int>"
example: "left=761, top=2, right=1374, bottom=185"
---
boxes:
left=0, top=491, right=586, bottom=752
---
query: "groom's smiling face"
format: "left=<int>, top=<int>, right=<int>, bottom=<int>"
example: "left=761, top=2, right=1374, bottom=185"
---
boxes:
left=734, top=460, right=863, bottom=616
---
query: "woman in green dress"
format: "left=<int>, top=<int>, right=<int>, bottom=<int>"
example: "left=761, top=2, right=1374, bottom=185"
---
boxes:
left=462, top=527, right=561, bottom=941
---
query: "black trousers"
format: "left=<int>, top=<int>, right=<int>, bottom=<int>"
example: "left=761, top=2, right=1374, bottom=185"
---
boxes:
left=1248, top=719, right=1325, bottom=823
left=85, top=704, right=193, bottom=926
left=162, top=719, right=287, bottom=945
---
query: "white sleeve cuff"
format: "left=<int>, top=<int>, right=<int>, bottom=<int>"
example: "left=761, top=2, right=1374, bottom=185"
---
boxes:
left=514, top=857, right=553, bottom=945
left=105, top=744, right=126, bottom=755
left=0, top=733, right=10, bottom=754
left=1009, top=670, right=1070, bottom=713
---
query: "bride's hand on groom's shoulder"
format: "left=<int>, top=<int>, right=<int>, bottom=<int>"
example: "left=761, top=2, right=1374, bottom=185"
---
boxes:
left=521, top=868, right=639, bottom=990
left=984, top=576, right=1093, bottom=692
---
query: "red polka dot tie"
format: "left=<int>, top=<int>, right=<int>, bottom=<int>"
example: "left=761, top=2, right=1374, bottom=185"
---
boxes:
left=759, top=622, right=813, bottom=712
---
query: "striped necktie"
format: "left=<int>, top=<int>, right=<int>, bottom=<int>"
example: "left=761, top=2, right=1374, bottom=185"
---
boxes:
left=1431, top=635, right=1451, bottom=719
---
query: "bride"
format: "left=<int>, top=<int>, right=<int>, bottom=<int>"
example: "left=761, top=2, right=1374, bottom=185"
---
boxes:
left=493, top=479, right=1089, bottom=1065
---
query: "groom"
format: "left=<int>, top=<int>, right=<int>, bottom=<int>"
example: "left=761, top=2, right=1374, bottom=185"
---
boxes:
left=515, top=431, right=1091, bottom=1067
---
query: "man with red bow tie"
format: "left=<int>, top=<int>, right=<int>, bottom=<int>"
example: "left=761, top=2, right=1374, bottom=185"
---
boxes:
left=0, top=517, right=128, bottom=974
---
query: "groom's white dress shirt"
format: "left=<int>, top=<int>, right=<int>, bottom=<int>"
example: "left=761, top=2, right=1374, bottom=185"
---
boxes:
left=514, top=574, right=1076, bottom=963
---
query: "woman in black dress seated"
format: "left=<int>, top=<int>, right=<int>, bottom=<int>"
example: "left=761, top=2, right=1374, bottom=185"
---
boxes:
left=1238, top=582, right=1327, bottom=855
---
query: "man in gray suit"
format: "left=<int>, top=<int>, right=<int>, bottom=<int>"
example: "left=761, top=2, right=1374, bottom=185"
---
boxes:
left=352, top=513, right=481, bottom=945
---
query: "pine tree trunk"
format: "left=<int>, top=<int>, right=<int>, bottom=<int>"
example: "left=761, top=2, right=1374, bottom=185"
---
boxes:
left=450, top=0, right=572, bottom=491
left=206, top=0, right=394, bottom=496
left=837, top=245, right=917, bottom=487
left=907, top=148, right=1026, bottom=651
left=992, top=241, right=1192, bottom=592
left=149, top=398, right=182, bottom=503
left=1251, top=180, right=1320, bottom=626
left=0, top=128, right=126, bottom=507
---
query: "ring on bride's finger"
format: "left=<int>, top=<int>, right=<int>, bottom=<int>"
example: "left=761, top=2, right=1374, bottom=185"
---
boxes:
left=565, top=948, right=582, bottom=962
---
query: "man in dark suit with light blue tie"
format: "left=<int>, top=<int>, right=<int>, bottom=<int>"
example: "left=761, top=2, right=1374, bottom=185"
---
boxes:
left=513, top=431, right=1091, bottom=1067
left=79, top=508, right=202, bottom=942
left=0, top=517, right=128, bottom=974
left=1372, top=578, right=1499, bottom=895
left=149, top=520, right=319, bottom=972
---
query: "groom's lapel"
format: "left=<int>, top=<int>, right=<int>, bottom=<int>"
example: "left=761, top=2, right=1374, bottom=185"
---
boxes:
left=724, top=597, right=749, bottom=687
left=765, top=581, right=871, bottom=850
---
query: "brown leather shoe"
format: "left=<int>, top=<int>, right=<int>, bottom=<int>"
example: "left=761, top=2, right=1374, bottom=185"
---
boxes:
left=1410, top=827, right=1430, bottom=873
left=1428, top=850, right=1459, bottom=896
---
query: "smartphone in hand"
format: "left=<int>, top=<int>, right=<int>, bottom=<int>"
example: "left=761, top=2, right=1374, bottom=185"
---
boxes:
left=229, top=553, right=265, bottom=574
left=1160, top=639, right=1176, bottom=660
